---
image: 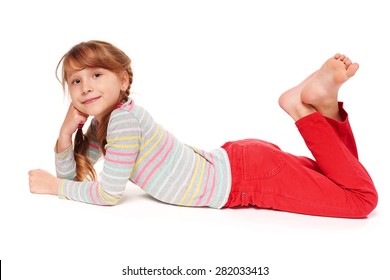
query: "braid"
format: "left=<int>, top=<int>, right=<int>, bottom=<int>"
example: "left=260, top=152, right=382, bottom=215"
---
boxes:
left=125, top=67, right=133, bottom=98
left=74, top=128, right=97, bottom=181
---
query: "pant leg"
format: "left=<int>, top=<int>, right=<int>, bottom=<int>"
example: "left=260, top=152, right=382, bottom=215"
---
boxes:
left=223, top=108, right=378, bottom=218
left=291, top=102, right=358, bottom=172
left=324, top=102, right=359, bottom=159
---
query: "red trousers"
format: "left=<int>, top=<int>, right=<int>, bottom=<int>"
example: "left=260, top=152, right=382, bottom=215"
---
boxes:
left=222, top=103, right=378, bottom=218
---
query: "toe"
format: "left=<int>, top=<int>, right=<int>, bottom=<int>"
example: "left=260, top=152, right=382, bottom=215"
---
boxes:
left=346, top=63, right=359, bottom=77
left=344, top=57, right=352, bottom=68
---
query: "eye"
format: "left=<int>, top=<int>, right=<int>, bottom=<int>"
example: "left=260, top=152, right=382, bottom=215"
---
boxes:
left=93, top=73, right=102, bottom=78
left=72, top=79, right=80, bottom=85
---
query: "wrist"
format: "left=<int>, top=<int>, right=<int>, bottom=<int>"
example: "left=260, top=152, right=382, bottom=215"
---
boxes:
left=56, top=133, right=72, bottom=153
left=51, top=178, right=60, bottom=195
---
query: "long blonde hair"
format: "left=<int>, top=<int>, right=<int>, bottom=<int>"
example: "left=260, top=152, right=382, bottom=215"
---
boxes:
left=56, top=40, right=134, bottom=181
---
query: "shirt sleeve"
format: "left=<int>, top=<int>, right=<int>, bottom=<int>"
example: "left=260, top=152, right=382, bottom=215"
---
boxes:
left=57, top=110, right=141, bottom=205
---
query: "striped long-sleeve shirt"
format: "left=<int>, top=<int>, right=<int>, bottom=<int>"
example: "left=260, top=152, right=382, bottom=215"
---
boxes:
left=55, top=99, right=232, bottom=208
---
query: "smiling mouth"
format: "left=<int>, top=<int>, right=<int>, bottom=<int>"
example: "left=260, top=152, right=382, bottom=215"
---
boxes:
left=82, top=97, right=101, bottom=104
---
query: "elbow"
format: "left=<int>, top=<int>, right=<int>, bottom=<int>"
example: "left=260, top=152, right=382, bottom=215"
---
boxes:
left=105, top=198, right=121, bottom=206
left=98, top=190, right=123, bottom=206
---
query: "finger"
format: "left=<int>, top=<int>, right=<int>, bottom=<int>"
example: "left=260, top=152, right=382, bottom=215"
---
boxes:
left=28, top=169, right=38, bottom=176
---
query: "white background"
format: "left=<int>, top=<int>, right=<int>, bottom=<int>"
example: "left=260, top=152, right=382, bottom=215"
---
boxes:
left=1, top=0, right=389, bottom=279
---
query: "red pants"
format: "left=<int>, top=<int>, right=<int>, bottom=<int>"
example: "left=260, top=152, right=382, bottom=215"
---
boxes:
left=222, top=104, right=378, bottom=218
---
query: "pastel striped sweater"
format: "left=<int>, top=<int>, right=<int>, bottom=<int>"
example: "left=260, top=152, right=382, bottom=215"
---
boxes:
left=55, top=99, right=232, bottom=208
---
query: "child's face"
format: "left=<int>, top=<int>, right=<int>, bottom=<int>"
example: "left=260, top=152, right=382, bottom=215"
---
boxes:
left=67, top=67, right=128, bottom=121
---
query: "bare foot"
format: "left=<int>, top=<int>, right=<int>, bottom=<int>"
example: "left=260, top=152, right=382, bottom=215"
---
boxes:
left=279, top=71, right=317, bottom=121
left=301, top=53, right=359, bottom=120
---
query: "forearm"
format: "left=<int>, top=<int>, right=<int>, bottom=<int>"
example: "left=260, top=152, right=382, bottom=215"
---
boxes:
left=55, top=144, right=77, bottom=180
left=54, top=127, right=77, bottom=179
left=58, top=179, right=124, bottom=205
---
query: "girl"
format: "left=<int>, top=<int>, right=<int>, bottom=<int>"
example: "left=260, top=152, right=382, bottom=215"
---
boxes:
left=28, top=40, right=378, bottom=218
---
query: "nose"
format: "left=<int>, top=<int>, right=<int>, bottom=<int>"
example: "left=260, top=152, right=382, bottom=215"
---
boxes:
left=83, top=87, right=93, bottom=94
left=82, top=82, right=93, bottom=94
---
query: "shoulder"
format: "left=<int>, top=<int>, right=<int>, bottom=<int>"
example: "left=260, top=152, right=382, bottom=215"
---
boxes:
left=110, top=99, right=136, bottom=120
left=111, top=99, right=151, bottom=121
left=107, top=99, right=142, bottom=131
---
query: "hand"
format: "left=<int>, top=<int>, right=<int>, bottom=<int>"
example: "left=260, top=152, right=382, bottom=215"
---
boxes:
left=56, top=103, right=89, bottom=153
left=60, top=103, right=89, bottom=137
left=28, top=169, right=60, bottom=195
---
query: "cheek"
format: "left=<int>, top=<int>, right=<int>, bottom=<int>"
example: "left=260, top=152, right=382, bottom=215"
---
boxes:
left=105, top=83, right=122, bottom=97
left=69, top=93, right=77, bottom=103
left=68, top=93, right=86, bottom=112
left=68, top=88, right=79, bottom=101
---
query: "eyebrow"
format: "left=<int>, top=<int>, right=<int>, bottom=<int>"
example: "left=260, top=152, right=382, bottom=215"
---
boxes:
left=67, top=67, right=107, bottom=81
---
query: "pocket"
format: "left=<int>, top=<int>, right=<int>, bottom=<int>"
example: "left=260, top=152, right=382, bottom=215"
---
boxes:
left=242, top=140, right=285, bottom=180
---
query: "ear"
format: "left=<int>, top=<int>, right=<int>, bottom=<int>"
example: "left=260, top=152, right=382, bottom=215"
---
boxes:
left=120, top=71, right=130, bottom=91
